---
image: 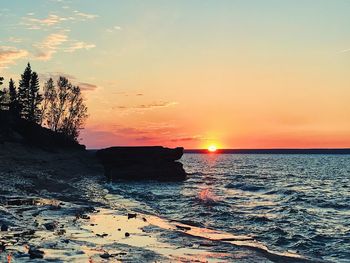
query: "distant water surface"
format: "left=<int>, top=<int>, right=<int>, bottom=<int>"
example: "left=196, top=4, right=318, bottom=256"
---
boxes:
left=108, top=154, right=350, bottom=262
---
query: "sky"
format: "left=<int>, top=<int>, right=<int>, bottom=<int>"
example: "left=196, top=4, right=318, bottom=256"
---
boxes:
left=1, top=0, right=350, bottom=149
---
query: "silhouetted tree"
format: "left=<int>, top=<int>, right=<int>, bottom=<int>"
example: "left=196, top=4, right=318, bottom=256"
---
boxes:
left=8, top=78, right=21, bottom=116
left=0, top=88, right=9, bottom=110
left=0, top=77, right=9, bottom=110
left=40, top=78, right=56, bottom=125
left=18, top=63, right=42, bottom=122
left=18, top=63, right=32, bottom=119
left=42, top=76, right=88, bottom=141
left=28, top=72, right=42, bottom=122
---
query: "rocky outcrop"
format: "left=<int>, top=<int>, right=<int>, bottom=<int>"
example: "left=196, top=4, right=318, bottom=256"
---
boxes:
left=96, top=146, right=186, bottom=181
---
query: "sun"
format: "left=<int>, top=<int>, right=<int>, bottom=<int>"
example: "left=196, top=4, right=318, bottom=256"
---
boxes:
left=208, top=145, right=217, bottom=152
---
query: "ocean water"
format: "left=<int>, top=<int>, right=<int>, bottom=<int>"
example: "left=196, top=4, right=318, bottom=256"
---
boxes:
left=108, top=154, right=350, bottom=262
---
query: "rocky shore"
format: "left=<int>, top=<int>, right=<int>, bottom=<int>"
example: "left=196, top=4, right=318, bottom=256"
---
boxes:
left=0, top=111, right=310, bottom=262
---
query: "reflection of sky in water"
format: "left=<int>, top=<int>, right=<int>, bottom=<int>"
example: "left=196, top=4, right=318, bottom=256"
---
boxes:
left=108, top=154, right=350, bottom=262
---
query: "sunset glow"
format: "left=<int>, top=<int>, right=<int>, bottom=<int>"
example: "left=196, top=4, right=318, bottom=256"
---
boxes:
left=208, top=145, right=218, bottom=153
left=1, top=1, right=350, bottom=149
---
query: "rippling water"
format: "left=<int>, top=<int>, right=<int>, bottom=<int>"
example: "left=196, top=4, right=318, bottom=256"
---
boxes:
left=109, top=154, right=350, bottom=262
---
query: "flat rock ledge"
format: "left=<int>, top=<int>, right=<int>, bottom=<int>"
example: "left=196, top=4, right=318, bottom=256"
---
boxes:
left=96, top=146, right=186, bottom=181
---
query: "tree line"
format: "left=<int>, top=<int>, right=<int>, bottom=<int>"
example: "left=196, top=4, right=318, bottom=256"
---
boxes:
left=0, top=63, right=88, bottom=141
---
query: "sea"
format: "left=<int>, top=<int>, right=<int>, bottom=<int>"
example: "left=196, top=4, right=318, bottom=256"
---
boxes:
left=107, top=153, right=350, bottom=262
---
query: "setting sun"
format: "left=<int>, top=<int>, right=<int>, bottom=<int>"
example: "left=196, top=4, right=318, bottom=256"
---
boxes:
left=208, top=145, right=217, bottom=152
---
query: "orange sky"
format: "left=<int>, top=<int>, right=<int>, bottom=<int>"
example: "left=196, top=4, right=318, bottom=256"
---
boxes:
left=1, top=1, right=350, bottom=149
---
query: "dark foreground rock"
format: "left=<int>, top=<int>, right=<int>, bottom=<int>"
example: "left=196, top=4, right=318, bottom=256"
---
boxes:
left=0, top=110, right=85, bottom=151
left=96, top=146, right=186, bottom=181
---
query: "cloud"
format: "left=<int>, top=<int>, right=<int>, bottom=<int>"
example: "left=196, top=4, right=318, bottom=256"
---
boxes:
left=7, top=37, right=22, bottom=43
left=106, top=25, right=122, bottom=33
left=22, top=14, right=67, bottom=29
left=170, top=136, right=201, bottom=142
left=338, top=48, right=350, bottom=54
left=21, top=10, right=98, bottom=30
left=115, top=101, right=178, bottom=111
left=73, top=11, right=98, bottom=20
left=64, top=41, right=96, bottom=52
left=39, top=71, right=98, bottom=92
left=78, top=82, right=98, bottom=91
left=0, top=46, right=28, bottom=69
left=33, top=32, right=68, bottom=60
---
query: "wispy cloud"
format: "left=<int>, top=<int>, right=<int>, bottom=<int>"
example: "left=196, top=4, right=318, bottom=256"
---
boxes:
left=21, top=10, right=98, bottom=30
left=170, top=136, right=201, bottom=142
left=78, top=82, right=98, bottom=91
left=22, top=14, right=67, bottom=29
left=338, top=48, right=350, bottom=54
left=33, top=32, right=68, bottom=60
left=0, top=46, right=28, bottom=69
left=114, top=101, right=178, bottom=112
left=39, top=71, right=98, bottom=92
left=64, top=41, right=96, bottom=52
left=106, top=25, right=122, bottom=33
left=73, top=11, right=98, bottom=20
left=7, top=37, right=23, bottom=43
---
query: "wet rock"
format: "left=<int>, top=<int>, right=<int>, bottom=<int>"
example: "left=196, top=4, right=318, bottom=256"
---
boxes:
left=1, top=224, right=8, bottom=231
left=125, top=232, right=130, bottom=237
left=100, top=252, right=112, bottom=259
left=0, top=242, right=5, bottom=252
left=175, top=225, right=191, bottom=231
left=28, top=247, right=44, bottom=259
left=43, top=222, right=57, bottom=231
left=56, top=229, right=66, bottom=235
left=128, top=213, right=137, bottom=219
left=80, top=214, right=90, bottom=220
left=96, top=233, right=108, bottom=237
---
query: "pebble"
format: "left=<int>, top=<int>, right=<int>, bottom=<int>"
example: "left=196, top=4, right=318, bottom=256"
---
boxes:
left=1, top=224, right=8, bottom=231
left=128, top=213, right=137, bottom=219
left=29, top=247, right=44, bottom=259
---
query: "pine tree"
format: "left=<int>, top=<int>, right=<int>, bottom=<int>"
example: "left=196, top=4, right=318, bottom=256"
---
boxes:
left=9, top=78, right=20, bottom=116
left=18, top=63, right=42, bottom=122
left=0, top=77, right=8, bottom=110
left=18, top=63, right=32, bottom=119
left=28, top=71, right=42, bottom=123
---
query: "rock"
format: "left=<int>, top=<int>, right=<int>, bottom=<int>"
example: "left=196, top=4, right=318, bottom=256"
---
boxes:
left=0, top=242, right=5, bottom=252
left=128, top=213, right=137, bottom=219
left=117, top=228, right=121, bottom=231
left=43, top=222, right=57, bottom=231
left=97, top=146, right=183, bottom=163
left=96, top=146, right=187, bottom=181
left=28, top=247, right=44, bottom=259
left=176, top=225, right=191, bottom=231
left=80, top=214, right=90, bottom=220
left=96, top=233, right=108, bottom=237
left=100, top=252, right=112, bottom=259
left=142, top=217, right=147, bottom=222
left=1, top=224, right=8, bottom=231
left=125, top=232, right=130, bottom=237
